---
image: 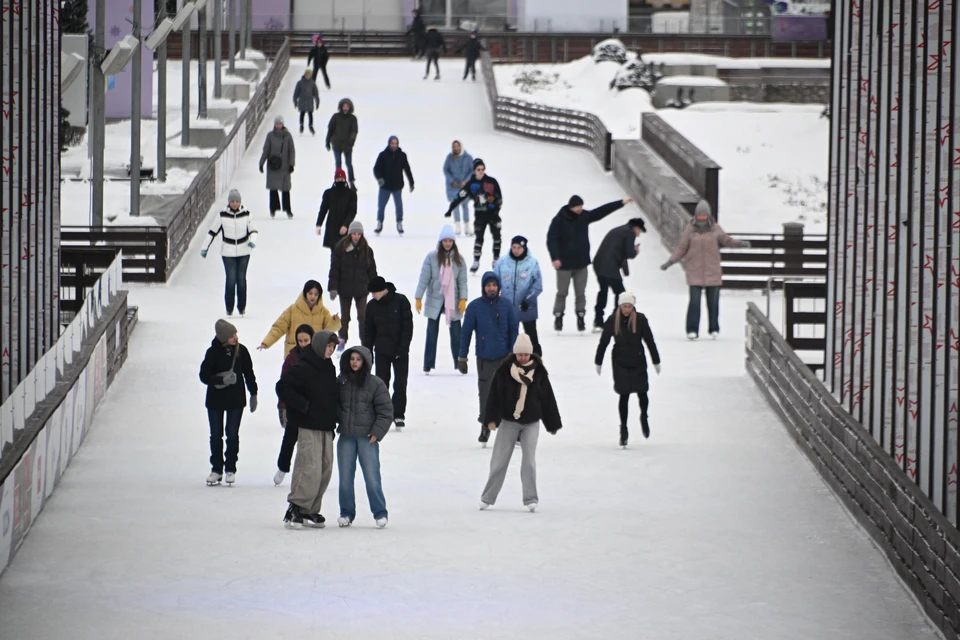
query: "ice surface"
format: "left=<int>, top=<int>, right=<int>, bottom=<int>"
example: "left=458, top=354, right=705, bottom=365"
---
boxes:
left=0, top=58, right=936, bottom=640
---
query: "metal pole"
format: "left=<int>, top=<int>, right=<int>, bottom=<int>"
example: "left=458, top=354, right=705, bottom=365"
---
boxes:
left=213, top=0, right=222, bottom=98
left=227, top=0, right=235, bottom=72
left=198, top=2, right=207, bottom=118
left=157, top=0, right=167, bottom=181
left=239, top=0, right=246, bottom=59
left=245, top=0, right=252, bottom=52
left=131, top=0, right=142, bottom=216
left=181, top=19, right=191, bottom=145
left=92, top=0, right=106, bottom=226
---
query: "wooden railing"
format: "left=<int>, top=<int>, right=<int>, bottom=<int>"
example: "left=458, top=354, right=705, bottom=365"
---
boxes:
left=720, top=232, right=828, bottom=289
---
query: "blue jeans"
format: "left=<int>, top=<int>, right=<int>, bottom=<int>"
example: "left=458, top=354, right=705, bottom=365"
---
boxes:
left=221, top=255, right=250, bottom=314
left=337, top=435, right=387, bottom=521
left=424, top=315, right=462, bottom=371
left=687, top=285, right=720, bottom=335
left=450, top=198, right=470, bottom=224
left=208, top=408, right=243, bottom=473
left=377, top=188, right=403, bottom=222
left=333, top=148, right=354, bottom=182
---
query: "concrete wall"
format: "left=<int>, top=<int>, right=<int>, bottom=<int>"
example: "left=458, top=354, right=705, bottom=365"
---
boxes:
left=518, top=0, right=627, bottom=32
left=292, top=0, right=406, bottom=32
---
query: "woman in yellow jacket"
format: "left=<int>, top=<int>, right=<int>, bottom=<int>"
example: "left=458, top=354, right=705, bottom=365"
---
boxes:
left=258, top=280, right=342, bottom=357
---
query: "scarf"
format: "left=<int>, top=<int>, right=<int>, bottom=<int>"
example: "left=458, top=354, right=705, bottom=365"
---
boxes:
left=509, top=362, right=536, bottom=420
left=439, top=260, right=456, bottom=325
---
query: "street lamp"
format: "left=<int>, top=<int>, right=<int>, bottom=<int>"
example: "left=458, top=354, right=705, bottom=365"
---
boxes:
left=196, top=0, right=209, bottom=119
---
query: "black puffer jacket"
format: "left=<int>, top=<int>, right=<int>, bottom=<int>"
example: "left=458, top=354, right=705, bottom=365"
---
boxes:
left=373, top=145, right=414, bottom=191
left=424, top=28, right=446, bottom=53
left=595, top=311, right=660, bottom=395
left=326, top=98, right=358, bottom=152
left=546, top=201, right=624, bottom=270
left=593, top=223, right=640, bottom=279
left=363, top=283, right=414, bottom=357
left=329, top=239, right=378, bottom=299
left=275, top=333, right=340, bottom=432
left=307, top=43, right=329, bottom=70
left=456, top=37, right=485, bottom=60
left=199, top=339, right=258, bottom=410
left=337, top=346, right=394, bottom=441
left=482, top=355, right=562, bottom=433
left=316, top=182, right=358, bottom=249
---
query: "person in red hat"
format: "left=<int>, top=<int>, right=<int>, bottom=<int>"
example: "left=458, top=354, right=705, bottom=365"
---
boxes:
left=316, top=169, right=358, bottom=258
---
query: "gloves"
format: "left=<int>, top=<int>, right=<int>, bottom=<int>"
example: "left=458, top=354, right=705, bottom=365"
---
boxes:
left=289, top=166, right=294, bottom=173
left=519, top=301, right=529, bottom=312
left=316, top=226, right=322, bottom=235
left=377, top=178, right=385, bottom=187
left=330, top=290, right=338, bottom=301
left=595, top=364, right=602, bottom=376
left=200, top=249, right=208, bottom=258
left=259, top=165, right=264, bottom=173
left=660, top=261, right=673, bottom=271
left=654, top=363, right=661, bottom=375
left=458, top=299, right=467, bottom=314
left=457, top=357, right=469, bottom=375
left=409, top=184, right=415, bottom=193
left=247, top=241, right=255, bottom=249
left=249, top=395, right=258, bottom=413
left=325, top=143, right=331, bottom=151
left=739, top=240, right=751, bottom=248
left=415, top=299, right=423, bottom=313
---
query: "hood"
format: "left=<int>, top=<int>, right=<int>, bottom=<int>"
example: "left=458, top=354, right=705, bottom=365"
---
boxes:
left=295, top=293, right=326, bottom=314
left=309, top=330, right=338, bottom=360
left=339, top=345, right=373, bottom=372
left=337, top=98, right=354, bottom=114
left=560, top=205, right=580, bottom=220
left=481, top=271, right=501, bottom=298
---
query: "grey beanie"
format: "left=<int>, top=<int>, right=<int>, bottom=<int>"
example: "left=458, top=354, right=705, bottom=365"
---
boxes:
left=215, top=319, right=237, bottom=343
left=228, top=189, right=242, bottom=203
left=274, top=115, right=284, bottom=125
left=348, top=220, right=364, bottom=235
left=695, top=200, right=712, bottom=217
left=312, top=330, right=338, bottom=358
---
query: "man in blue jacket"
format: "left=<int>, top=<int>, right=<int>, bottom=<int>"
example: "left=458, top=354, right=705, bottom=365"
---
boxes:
left=458, top=272, right=519, bottom=445
left=494, top=235, right=543, bottom=356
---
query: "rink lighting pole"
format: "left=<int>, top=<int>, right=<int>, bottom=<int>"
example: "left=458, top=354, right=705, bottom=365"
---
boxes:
left=227, top=0, right=236, bottom=73
left=181, top=4, right=192, bottom=145
left=131, top=0, right=142, bottom=216
left=157, top=0, right=168, bottom=182
left=213, top=0, right=222, bottom=99
left=197, top=0, right=208, bottom=119
left=91, top=0, right=106, bottom=226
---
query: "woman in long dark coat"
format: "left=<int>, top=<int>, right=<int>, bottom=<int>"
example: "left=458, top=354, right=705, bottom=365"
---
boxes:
left=328, top=221, right=378, bottom=349
left=595, top=292, right=661, bottom=448
left=259, top=115, right=296, bottom=218
left=316, top=168, right=358, bottom=255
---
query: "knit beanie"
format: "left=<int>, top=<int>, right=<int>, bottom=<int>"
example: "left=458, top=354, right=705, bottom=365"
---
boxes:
left=367, top=276, right=388, bottom=293
left=348, top=220, right=364, bottom=235
left=619, top=292, right=636, bottom=306
left=568, top=195, right=584, bottom=208
left=274, top=115, right=284, bottom=126
left=215, top=319, right=237, bottom=343
left=334, top=168, right=347, bottom=182
left=228, top=189, right=241, bottom=203
left=438, top=224, right=456, bottom=242
left=473, top=158, right=485, bottom=169
left=695, top=200, right=712, bottom=217
left=513, top=333, right=533, bottom=355
left=511, top=235, right=528, bottom=247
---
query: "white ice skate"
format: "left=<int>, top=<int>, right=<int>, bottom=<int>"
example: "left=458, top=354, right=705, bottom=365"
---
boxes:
left=479, top=501, right=491, bottom=510
left=337, top=517, right=353, bottom=527
left=375, top=517, right=388, bottom=529
left=206, top=472, right=223, bottom=486
left=465, top=226, right=474, bottom=237
left=710, top=331, right=719, bottom=339
left=526, top=502, right=538, bottom=512
left=273, top=470, right=286, bottom=486
left=687, top=332, right=698, bottom=340
left=224, top=472, right=236, bottom=485
left=455, top=221, right=462, bottom=235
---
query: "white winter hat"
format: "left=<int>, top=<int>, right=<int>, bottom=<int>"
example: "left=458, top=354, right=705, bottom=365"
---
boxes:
left=513, top=333, right=533, bottom=355
left=438, top=224, right=456, bottom=242
left=619, top=292, right=636, bottom=307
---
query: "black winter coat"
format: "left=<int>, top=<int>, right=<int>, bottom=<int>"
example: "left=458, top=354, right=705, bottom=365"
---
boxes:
left=329, top=240, right=378, bottom=299
left=363, top=284, right=414, bottom=358
left=546, top=201, right=624, bottom=270
left=595, top=312, right=660, bottom=395
left=293, top=76, right=319, bottom=113
left=275, top=345, right=339, bottom=431
left=373, top=146, right=414, bottom=191
left=326, top=99, right=358, bottom=152
left=424, top=29, right=446, bottom=53
left=482, top=356, right=563, bottom=433
left=316, top=182, right=358, bottom=249
left=307, top=44, right=329, bottom=70
left=408, top=14, right=426, bottom=36
left=199, top=339, right=258, bottom=410
left=456, top=38, right=486, bottom=60
left=593, top=224, right=640, bottom=279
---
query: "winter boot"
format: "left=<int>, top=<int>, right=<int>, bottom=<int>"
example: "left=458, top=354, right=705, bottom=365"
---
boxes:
left=374, top=221, right=383, bottom=235
left=455, top=221, right=462, bottom=235
left=284, top=504, right=304, bottom=529
left=206, top=472, right=223, bottom=486
left=397, top=221, right=404, bottom=235
left=640, top=414, right=650, bottom=439
left=619, top=425, right=629, bottom=448
left=478, top=425, right=491, bottom=446
left=576, top=312, right=586, bottom=333
left=554, top=313, right=563, bottom=332
left=470, top=260, right=480, bottom=274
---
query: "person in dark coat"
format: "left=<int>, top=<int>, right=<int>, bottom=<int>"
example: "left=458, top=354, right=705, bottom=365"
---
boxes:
left=479, top=334, right=562, bottom=511
left=276, top=330, right=341, bottom=529
left=329, top=220, right=378, bottom=348
left=273, top=324, right=314, bottom=486
left=293, top=70, right=320, bottom=134
left=363, top=277, right=414, bottom=429
left=199, top=319, right=258, bottom=486
left=373, top=135, right=414, bottom=235
left=455, top=30, right=486, bottom=81
left=445, top=158, right=504, bottom=273
left=546, top=195, right=633, bottom=333
left=458, top=271, right=519, bottom=445
left=307, top=33, right=331, bottom=89
left=258, top=115, right=295, bottom=218
left=423, top=26, right=446, bottom=80
left=592, top=217, right=646, bottom=328
left=316, top=168, right=358, bottom=254
left=325, top=98, right=358, bottom=189
left=594, top=293, right=661, bottom=448
left=406, top=8, right=426, bottom=58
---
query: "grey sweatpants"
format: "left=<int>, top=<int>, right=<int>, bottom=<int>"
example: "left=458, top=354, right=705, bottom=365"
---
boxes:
left=287, top=429, right=335, bottom=514
left=554, top=267, right=589, bottom=315
left=481, top=419, right=540, bottom=506
left=477, top=358, right=501, bottom=423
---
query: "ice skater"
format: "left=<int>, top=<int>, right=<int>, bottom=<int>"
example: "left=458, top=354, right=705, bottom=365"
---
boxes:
left=273, top=323, right=314, bottom=486
left=307, top=34, right=331, bottom=89
left=445, top=158, right=503, bottom=273
left=293, top=69, right=320, bottom=134
left=455, top=30, right=485, bottom=81
left=415, top=225, right=469, bottom=374
left=200, top=189, right=257, bottom=317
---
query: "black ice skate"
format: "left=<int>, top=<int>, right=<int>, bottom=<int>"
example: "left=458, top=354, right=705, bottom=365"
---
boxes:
left=394, top=418, right=405, bottom=431
left=470, top=260, right=480, bottom=274
left=641, top=415, right=650, bottom=439
left=284, top=503, right=304, bottom=529
left=299, top=125, right=304, bottom=133
left=619, top=425, right=629, bottom=448
left=554, top=313, right=563, bottom=332
left=397, top=221, right=404, bottom=235
left=309, top=126, right=315, bottom=135
left=374, top=221, right=383, bottom=235
left=576, top=313, right=586, bottom=333
left=286, top=211, right=294, bottom=219
left=435, top=75, right=441, bottom=81
left=479, top=426, right=491, bottom=447
left=302, top=513, right=325, bottom=528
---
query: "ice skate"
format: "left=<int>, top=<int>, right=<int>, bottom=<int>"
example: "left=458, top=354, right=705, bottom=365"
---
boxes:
left=641, top=414, right=650, bottom=439
left=286, top=211, right=293, bottom=219
left=464, top=226, right=474, bottom=237
left=469, top=260, right=480, bottom=274
left=226, top=310, right=233, bottom=317
left=397, top=221, right=404, bottom=235
left=576, top=313, right=586, bottom=333
left=299, top=124, right=304, bottom=133
left=423, top=74, right=429, bottom=80
left=374, top=221, right=383, bottom=235
left=270, top=210, right=277, bottom=218
left=337, top=516, right=352, bottom=527
left=554, top=313, right=563, bottom=333
left=206, top=472, right=223, bottom=486
left=394, top=418, right=405, bottom=431
left=337, top=339, right=346, bottom=352
left=526, top=502, right=538, bottom=512
left=376, top=517, right=388, bottom=529
left=478, top=425, right=490, bottom=447
left=273, top=469, right=286, bottom=486
left=349, top=180, right=357, bottom=192
left=284, top=504, right=304, bottom=529
left=309, top=126, right=315, bottom=135
left=619, top=425, right=629, bottom=448
left=434, top=75, right=441, bottom=81
left=455, top=221, right=462, bottom=235
left=224, top=472, right=236, bottom=485
left=302, top=513, right=325, bottom=528
left=479, top=501, right=491, bottom=510
left=687, top=332, right=697, bottom=340
left=492, top=258, right=497, bottom=269
left=710, top=331, right=719, bottom=339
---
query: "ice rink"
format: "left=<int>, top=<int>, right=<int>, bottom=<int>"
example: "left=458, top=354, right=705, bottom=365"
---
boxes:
left=0, top=57, right=939, bottom=639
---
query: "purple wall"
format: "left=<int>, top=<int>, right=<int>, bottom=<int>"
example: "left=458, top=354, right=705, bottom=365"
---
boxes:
left=88, top=1, right=155, bottom=119
left=771, top=16, right=828, bottom=41
left=252, top=0, right=291, bottom=30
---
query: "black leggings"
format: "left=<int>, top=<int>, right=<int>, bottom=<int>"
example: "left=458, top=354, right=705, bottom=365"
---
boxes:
left=618, top=392, right=649, bottom=426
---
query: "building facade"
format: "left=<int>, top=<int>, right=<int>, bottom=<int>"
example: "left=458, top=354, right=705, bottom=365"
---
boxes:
left=0, top=0, right=61, bottom=402
left=826, top=0, right=959, bottom=521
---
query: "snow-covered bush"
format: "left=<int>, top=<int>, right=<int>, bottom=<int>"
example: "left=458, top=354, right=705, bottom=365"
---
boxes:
left=609, top=58, right=663, bottom=92
left=512, top=69, right=570, bottom=95
left=591, top=38, right=628, bottom=65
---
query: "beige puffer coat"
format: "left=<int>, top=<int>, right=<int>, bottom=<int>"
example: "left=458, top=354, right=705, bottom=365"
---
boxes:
left=669, top=218, right=741, bottom=287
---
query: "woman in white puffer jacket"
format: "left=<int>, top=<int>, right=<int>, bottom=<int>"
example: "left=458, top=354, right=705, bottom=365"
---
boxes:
left=201, top=188, right=258, bottom=317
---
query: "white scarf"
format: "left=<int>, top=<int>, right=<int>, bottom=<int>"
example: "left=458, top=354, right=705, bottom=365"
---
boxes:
left=509, top=362, right=536, bottom=420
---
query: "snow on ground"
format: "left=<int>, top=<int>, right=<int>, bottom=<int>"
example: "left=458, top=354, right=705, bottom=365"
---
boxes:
left=0, top=58, right=937, bottom=639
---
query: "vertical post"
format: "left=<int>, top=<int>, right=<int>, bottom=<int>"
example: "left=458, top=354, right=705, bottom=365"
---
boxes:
left=783, top=222, right=804, bottom=276
left=239, top=0, right=247, bottom=59
left=198, top=2, right=207, bottom=118
left=157, top=0, right=167, bottom=181
left=245, top=0, right=253, bottom=52
left=445, top=0, right=452, bottom=28
left=92, top=0, right=106, bottom=226
left=181, top=20, right=191, bottom=145
left=227, top=0, right=236, bottom=72
left=213, top=0, right=222, bottom=98
left=131, top=0, right=142, bottom=216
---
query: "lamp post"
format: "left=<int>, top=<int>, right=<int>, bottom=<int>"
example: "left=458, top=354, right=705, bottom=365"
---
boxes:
left=131, top=0, right=142, bottom=216
left=213, top=0, right=222, bottom=98
left=227, top=0, right=235, bottom=72
left=239, top=0, right=246, bottom=60
left=157, top=0, right=167, bottom=182
left=181, top=8, right=191, bottom=145
left=197, top=0, right=208, bottom=119
left=91, top=0, right=105, bottom=226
